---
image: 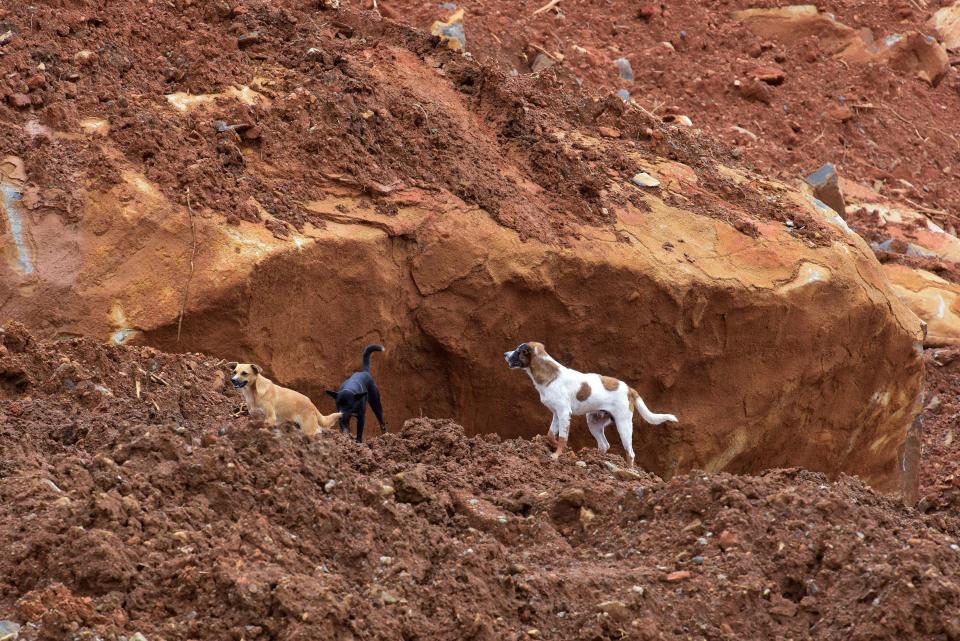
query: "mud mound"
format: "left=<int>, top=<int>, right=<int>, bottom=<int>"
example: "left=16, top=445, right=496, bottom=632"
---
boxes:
left=0, top=0, right=838, bottom=244
left=2, top=327, right=959, bottom=641
left=385, top=0, right=960, bottom=233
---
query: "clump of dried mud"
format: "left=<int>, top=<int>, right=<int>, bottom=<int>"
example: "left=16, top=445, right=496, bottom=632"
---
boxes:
left=2, top=325, right=960, bottom=641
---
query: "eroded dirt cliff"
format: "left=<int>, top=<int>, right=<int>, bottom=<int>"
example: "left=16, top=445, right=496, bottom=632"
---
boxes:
left=0, top=0, right=926, bottom=493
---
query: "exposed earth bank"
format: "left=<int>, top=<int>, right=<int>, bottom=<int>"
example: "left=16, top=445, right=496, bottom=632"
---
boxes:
left=0, top=0, right=927, bottom=492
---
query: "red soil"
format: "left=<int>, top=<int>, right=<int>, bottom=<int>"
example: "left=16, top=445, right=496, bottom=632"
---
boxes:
left=385, top=0, right=960, bottom=233
left=2, top=324, right=960, bottom=641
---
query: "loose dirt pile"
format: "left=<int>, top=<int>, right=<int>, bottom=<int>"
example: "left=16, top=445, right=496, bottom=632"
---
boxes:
left=2, top=325, right=960, bottom=641
left=385, top=0, right=960, bottom=234
left=0, top=0, right=840, bottom=244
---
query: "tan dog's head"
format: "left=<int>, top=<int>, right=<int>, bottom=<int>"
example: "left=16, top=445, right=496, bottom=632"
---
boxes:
left=226, top=362, right=261, bottom=390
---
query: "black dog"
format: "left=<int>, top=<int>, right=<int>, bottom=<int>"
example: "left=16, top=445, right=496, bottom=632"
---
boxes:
left=326, top=344, right=387, bottom=442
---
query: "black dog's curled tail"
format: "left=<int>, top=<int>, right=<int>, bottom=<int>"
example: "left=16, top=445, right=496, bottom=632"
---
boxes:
left=362, top=344, right=385, bottom=372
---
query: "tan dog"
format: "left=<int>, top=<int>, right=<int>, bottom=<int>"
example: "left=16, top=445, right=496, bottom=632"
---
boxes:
left=227, top=362, right=341, bottom=435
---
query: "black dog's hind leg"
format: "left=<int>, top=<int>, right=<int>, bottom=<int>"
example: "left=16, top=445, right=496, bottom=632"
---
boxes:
left=368, top=384, right=386, bottom=432
left=355, top=406, right=366, bottom=443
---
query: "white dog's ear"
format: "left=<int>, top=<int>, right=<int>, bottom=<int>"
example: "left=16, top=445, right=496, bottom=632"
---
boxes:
left=226, top=362, right=238, bottom=370
left=252, top=364, right=262, bottom=374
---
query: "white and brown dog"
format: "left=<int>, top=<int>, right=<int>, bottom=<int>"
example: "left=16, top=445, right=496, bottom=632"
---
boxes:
left=227, top=362, right=341, bottom=435
left=504, top=342, right=678, bottom=467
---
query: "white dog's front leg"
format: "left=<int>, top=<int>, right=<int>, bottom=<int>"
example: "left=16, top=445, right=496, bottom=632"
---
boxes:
left=551, top=410, right=572, bottom=460
left=546, top=413, right=559, bottom=445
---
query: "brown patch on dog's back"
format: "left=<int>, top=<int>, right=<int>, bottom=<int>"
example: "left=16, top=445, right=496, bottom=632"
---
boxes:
left=528, top=342, right=560, bottom=386
left=576, top=382, right=592, bottom=401
left=601, top=376, right=621, bottom=391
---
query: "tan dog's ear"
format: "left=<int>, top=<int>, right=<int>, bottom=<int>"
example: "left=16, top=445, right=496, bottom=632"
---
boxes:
left=252, top=364, right=262, bottom=374
left=226, top=362, right=238, bottom=370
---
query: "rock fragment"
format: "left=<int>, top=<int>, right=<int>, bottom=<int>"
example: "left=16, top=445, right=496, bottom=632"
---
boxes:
left=803, top=163, right=846, bottom=215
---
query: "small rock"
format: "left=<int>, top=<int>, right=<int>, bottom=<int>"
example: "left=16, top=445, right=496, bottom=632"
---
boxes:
left=681, top=518, right=702, bottom=533
left=598, top=600, right=630, bottom=618
left=531, top=53, right=554, bottom=73
left=803, top=163, right=847, bottom=215
left=631, top=585, right=645, bottom=594
left=925, top=395, right=942, bottom=413
left=663, top=114, right=693, bottom=126
left=697, top=537, right=708, bottom=546
left=769, top=597, right=798, bottom=618
left=431, top=9, right=466, bottom=52
left=508, top=562, right=526, bottom=574
left=598, top=126, right=621, bottom=138
left=0, top=29, right=14, bottom=47
left=323, top=479, right=337, bottom=493
left=497, top=515, right=509, bottom=524
left=736, top=78, right=773, bottom=104
left=750, top=65, right=786, bottom=85
left=616, top=88, right=631, bottom=102
left=526, top=630, right=541, bottom=638
left=9, top=93, right=31, bottom=109
left=614, top=57, right=634, bottom=81
left=379, top=484, right=395, bottom=497
left=928, top=3, right=960, bottom=50
left=718, top=530, right=739, bottom=551
left=237, top=32, right=262, bottom=49
left=74, top=50, right=98, bottom=66
left=575, top=460, right=587, bottom=467
left=691, top=555, right=705, bottom=565
left=638, top=5, right=658, bottom=19
left=631, top=172, right=660, bottom=188
left=26, top=74, right=46, bottom=91
left=579, top=505, right=595, bottom=525
left=665, top=570, right=691, bottom=582
left=828, top=105, right=854, bottom=122
left=379, top=556, right=393, bottom=565
left=393, top=470, right=431, bottom=504
left=130, top=634, right=148, bottom=641
left=0, top=620, right=21, bottom=641
left=614, top=468, right=644, bottom=481
left=380, top=591, right=399, bottom=605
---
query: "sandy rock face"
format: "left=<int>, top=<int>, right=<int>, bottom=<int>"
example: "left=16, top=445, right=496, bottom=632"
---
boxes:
left=884, top=266, right=960, bottom=348
left=0, top=147, right=924, bottom=496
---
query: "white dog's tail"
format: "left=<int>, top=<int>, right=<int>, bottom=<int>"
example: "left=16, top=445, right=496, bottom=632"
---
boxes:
left=632, top=388, right=678, bottom=425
